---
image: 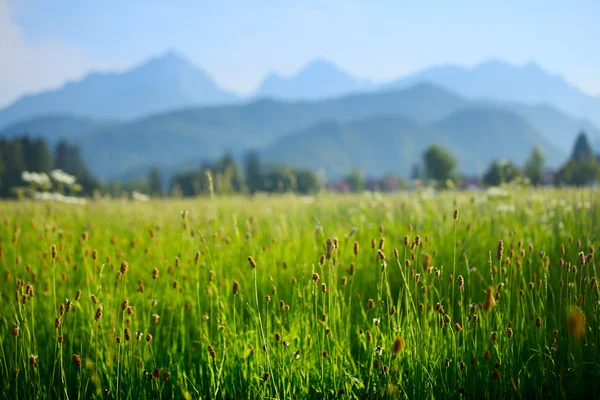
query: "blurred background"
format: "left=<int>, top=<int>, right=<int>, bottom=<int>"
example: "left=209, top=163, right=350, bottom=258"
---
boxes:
left=1, top=0, right=599, bottom=198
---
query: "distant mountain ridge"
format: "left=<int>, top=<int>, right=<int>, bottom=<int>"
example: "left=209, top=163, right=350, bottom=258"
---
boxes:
left=1, top=83, right=578, bottom=181
left=262, top=107, right=564, bottom=179
left=1, top=53, right=599, bottom=132
left=386, top=59, right=600, bottom=127
left=0, top=51, right=238, bottom=128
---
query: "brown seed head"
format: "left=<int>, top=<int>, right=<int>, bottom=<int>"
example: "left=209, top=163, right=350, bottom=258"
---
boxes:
left=353, top=241, right=359, bottom=256
left=367, top=298, right=375, bottom=310
left=208, top=345, right=216, bottom=359
left=247, top=256, right=257, bottom=269
left=393, top=337, right=405, bottom=353
left=568, top=308, right=586, bottom=338
left=120, top=261, right=129, bottom=274
left=312, top=273, right=320, bottom=282
left=496, top=240, right=504, bottom=261
left=483, top=287, right=495, bottom=312
left=454, top=209, right=459, bottom=220
left=51, top=245, right=57, bottom=260
left=94, top=305, right=103, bottom=321
left=72, top=354, right=82, bottom=368
left=232, top=281, right=239, bottom=295
left=578, top=251, right=586, bottom=266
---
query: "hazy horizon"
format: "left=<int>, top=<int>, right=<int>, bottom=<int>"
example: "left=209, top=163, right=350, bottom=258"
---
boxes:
left=1, top=0, right=599, bottom=108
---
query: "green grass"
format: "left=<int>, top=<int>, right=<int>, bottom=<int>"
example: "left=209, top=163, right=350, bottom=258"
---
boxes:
left=0, top=189, right=599, bottom=398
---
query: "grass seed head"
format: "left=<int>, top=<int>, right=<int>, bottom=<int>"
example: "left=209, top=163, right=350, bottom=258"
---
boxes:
left=247, top=256, right=257, bottom=269
left=353, top=241, right=359, bottom=256
left=578, top=251, right=586, bottom=266
left=208, top=345, right=216, bottom=359
left=72, top=354, right=82, bottom=368
left=496, top=240, right=504, bottom=261
left=120, top=261, right=129, bottom=274
left=94, top=305, right=103, bottom=321
left=393, top=337, right=405, bottom=353
left=367, top=298, right=375, bottom=310
left=232, top=281, right=239, bottom=295
left=568, top=308, right=586, bottom=338
left=483, top=287, right=495, bottom=312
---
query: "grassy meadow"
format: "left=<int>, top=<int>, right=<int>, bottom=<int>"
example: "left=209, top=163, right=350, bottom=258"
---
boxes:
left=1, top=189, right=599, bottom=398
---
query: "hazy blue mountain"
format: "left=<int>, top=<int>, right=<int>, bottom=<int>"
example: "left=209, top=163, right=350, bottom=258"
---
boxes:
left=387, top=59, right=600, bottom=126
left=262, top=108, right=567, bottom=179
left=71, top=83, right=466, bottom=178
left=1, top=81, right=573, bottom=180
left=0, top=115, right=110, bottom=144
left=0, top=51, right=238, bottom=128
left=256, top=59, right=375, bottom=100
left=430, top=107, right=565, bottom=173
left=497, top=103, right=600, bottom=150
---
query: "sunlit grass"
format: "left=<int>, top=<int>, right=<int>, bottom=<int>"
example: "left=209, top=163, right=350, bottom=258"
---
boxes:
left=1, top=188, right=599, bottom=398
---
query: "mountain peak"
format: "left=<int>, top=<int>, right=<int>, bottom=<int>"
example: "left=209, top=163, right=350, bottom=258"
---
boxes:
left=256, top=58, right=373, bottom=100
left=138, top=50, right=194, bottom=72
left=299, top=59, right=345, bottom=75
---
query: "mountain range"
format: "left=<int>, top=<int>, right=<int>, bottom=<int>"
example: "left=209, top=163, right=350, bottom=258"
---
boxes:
left=0, top=52, right=238, bottom=128
left=0, top=52, right=599, bottom=181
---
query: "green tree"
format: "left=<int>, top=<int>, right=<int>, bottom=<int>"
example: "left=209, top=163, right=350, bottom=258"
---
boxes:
left=148, top=167, right=162, bottom=197
left=523, top=146, right=545, bottom=185
left=54, top=139, right=98, bottom=193
left=343, top=169, right=365, bottom=192
left=245, top=151, right=262, bottom=194
left=423, top=144, right=457, bottom=182
left=555, top=132, right=599, bottom=186
left=0, top=138, right=26, bottom=197
left=571, top=131, right=593, bottom=161
left=294, top=169, right=320, bottom=194
left=482, top=160, right=521, bottom=186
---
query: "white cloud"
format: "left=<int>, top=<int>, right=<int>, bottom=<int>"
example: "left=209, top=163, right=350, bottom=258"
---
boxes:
left=0, top=0, right=120, bottom=108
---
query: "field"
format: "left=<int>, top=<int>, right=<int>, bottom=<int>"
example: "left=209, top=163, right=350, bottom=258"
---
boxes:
left=1, top=189, right=599, bottom=399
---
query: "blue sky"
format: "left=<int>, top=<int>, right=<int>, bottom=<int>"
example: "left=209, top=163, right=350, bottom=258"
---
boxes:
left=1, top=0, right=599, bottom=107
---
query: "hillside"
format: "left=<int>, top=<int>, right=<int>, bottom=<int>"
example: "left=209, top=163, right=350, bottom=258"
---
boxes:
left=0, top=115, right=110, bottom=144
left=262, top=109, right=567, bottom=179
left=73, top=83, right=467, bottom=178
left=430, top=107, right=565, bottom=172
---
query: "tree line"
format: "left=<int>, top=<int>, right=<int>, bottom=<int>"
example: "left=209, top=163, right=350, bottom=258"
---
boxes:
left=0, top=136, right=98, bottom=197
left=410, top=131, right=599, bottom=188
left=1, top=131, right=598, bottom=198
